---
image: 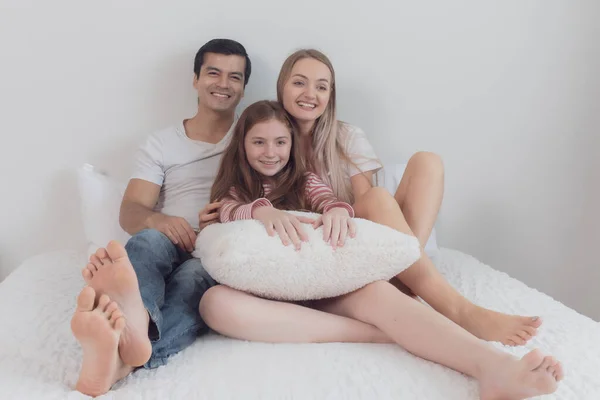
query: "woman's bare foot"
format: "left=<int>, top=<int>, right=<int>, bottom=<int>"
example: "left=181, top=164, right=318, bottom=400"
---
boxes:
left=479, top=349, right=563, bottom=400
left=82, top=241, right=152, bottom=367
left=459, top=305, right=542, bottom=346
left=71, top=287, right=134, bottom=396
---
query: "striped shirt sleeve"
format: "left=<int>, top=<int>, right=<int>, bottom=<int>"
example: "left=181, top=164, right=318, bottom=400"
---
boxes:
left=304, top=173, right=354, bottom=217
left=219, top=187, right=273, bottom=223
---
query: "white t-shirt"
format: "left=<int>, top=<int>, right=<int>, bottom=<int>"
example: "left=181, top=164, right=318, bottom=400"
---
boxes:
left=131, top=120, right=234, bottom=230
left=341, top=123, right=383, bottom=177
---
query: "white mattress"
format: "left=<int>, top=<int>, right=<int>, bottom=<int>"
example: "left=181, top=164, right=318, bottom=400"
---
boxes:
left=0, top=248, right=598, bottom=399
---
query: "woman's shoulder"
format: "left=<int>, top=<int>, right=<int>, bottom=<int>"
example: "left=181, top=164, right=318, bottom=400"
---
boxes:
left=337, top=121, right=365, bottom=135
left=337, top=121, right=369, bottom=143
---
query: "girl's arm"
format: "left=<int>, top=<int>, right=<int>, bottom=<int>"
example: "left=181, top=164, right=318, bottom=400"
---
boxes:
left=305, top=173, right=354, bottom=217
left=219, top=188, right=273, bottom=223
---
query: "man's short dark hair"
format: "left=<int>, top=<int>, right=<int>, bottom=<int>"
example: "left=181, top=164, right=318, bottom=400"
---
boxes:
left=193, top=39, right=251, bottom=86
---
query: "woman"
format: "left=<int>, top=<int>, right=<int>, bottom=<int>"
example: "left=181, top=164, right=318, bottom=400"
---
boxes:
left=200, top=49, right=541, bottom=347
left=202, top=100, right=562, bottom=399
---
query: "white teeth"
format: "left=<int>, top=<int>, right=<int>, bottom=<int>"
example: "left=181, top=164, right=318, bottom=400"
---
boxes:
left=212, top=93, right=229, bottom=98
left=297, top=101, right=315, bottom=109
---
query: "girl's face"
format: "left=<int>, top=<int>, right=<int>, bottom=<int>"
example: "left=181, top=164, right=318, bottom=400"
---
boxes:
left=282, top=58, right=332, bottom=127
left=244, top=119, right=293, bottom=177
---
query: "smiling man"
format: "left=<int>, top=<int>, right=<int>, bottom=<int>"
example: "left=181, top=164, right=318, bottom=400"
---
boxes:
left=69, top=39, right=251, bottom=396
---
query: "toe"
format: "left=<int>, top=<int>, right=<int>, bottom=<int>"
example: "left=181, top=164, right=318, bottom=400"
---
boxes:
left=510, top=335, right=527, bottom=346
left=522, top=349, right=545, bottom=370
left=110, top=308, right=123, bottom=323
left=523, top=326, right=537, bottom=337
left=537, top=356, right=554, bottom=371
left=76, top=287, right=96, bottom=311
left=90, top=255, right=103, bottom=269
left=505, top=339, right=517, bottom=346
left=516, top=330, right=532, bottom=343
left=527, top=316, right=542, bottom=328
left=82, top=268, right=93, bottom=282
left=113, top=314, right=126, bottom=332
left=555, top=362, right=564, bottom=381
left=104, top=301, right=118, bottom=317
left=97, top=294, right=111, bottom=312
left=95, top=248, right=109, bottom=264
left=106, top=240, right=128, bottom=261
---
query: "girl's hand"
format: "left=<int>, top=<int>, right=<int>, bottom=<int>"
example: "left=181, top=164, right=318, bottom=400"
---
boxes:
left=313, top=207, right=356, bottom=249
left=253, top=206, right=315, bottom=250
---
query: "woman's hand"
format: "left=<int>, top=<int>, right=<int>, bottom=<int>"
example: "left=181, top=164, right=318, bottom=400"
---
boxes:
left=313, top=207, right=356, bottom=249
left=253, top=206, right=315, bottom=250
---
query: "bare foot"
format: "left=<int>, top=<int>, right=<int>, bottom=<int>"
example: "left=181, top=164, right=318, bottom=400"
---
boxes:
left=479, top=349, right=563, bottom=400
left=82, top=241, right=152, bottom=367
left=459, top=305, right=542, bottom=346
left=71, top=286, right=134, bottom=396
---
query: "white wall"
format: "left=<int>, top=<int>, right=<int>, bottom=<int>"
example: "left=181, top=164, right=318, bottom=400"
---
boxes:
left=1, top=1, right=598, bottom=320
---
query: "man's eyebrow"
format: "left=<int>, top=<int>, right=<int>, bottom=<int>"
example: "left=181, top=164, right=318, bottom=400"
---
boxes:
left=206, top=66, right=243, bottom=78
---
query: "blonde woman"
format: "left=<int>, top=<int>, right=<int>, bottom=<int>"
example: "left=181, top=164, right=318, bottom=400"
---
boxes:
left=273, top=49, right=542, bottom=347
left=199, top=49, right=564, bottom=398
left=202, top=49, right=541, bottom=348
left=200, top=100, right=563, bottom=400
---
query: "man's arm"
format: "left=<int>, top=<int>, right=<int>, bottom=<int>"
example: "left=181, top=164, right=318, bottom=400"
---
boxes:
left=119, top=178, right=161, bottom=235
left=119, top=178, right=197, bottom=252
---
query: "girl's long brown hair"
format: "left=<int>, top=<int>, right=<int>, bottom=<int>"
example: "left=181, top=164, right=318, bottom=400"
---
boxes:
left=210, top=100, right=309, bottom=211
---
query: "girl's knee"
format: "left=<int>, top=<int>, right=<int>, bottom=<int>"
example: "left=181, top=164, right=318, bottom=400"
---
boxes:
left=199, top=285, right=232, bottom=329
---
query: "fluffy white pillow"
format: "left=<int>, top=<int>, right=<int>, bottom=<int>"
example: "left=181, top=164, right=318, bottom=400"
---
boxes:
left=77, top=164, right=131, bottom=256
left=193, top=212, right=421, bottom=301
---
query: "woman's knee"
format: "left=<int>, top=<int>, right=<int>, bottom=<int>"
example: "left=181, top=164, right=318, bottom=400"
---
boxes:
left=407, top=151, right=444, bottom=179
left=357, top=187, right=399, bottom=213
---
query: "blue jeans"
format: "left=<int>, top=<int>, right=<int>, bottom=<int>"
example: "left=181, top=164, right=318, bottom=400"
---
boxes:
left=125, top=229, right=216, bottom=369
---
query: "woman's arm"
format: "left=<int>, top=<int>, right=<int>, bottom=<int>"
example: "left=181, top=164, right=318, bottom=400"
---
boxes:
left=350, top=171, right=376, bottom=202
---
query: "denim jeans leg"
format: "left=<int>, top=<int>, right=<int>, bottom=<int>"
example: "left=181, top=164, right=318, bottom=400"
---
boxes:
left=125, top=228, right=181, bottom=341
left=144, top=256, right=217, bottom=368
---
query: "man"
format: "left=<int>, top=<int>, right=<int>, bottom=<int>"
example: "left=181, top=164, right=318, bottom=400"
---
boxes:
left=70, top=38, right=251, bottom=396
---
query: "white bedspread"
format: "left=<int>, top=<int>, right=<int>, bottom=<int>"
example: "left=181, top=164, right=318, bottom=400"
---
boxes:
left=0, top=248, right=598, bottom=399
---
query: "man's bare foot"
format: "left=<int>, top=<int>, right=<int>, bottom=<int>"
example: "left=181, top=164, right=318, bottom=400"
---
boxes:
left=82, top=241, right=152, bottom=367
left=479, top=349, right=563, bottom=400
left=71, top=286, right=134, bottom=396
left=459, top=305, right=542, bottom=346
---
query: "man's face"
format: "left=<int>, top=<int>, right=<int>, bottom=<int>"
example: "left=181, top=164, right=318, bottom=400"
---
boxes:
left=193, top=52, right=246, bottom=113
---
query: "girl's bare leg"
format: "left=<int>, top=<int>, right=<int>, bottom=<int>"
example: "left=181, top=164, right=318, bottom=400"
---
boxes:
left=354, top=154, right=541, bottom=346
left=199, top=285, right=391, bottom=343
left=314, top=281, right=563, bottom=400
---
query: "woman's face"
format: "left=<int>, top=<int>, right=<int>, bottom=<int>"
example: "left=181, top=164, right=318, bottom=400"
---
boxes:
left=282, top=57, right=332, bottom=128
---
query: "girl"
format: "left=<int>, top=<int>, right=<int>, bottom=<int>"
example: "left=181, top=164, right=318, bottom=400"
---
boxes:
left=202, top=100, right=562, bottom=400
left=210, top=99, right=356, bottom=250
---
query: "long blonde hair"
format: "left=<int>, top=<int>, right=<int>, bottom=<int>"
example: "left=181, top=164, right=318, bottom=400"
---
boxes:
left=276, top=49, right=355, bottom=203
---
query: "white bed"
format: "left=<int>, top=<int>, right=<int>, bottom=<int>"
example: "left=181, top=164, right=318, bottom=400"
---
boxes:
left=0, top=247, right=598, bottom=399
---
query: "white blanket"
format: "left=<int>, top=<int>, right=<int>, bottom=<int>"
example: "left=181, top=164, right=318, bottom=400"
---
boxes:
left=0, top=248, right=598, bottom=399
